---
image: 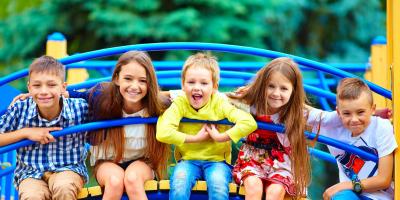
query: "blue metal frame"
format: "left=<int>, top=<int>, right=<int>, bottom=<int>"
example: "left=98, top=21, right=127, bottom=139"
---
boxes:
left=65, top=60, right=367, bottom=72
left=0, top=42, right=391, bottom=99
left=0, top=117, right=378, bottom=163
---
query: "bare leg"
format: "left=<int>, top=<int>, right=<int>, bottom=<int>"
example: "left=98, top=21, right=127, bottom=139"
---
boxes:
left=265, top=183, right=286, bottom=200
left=96, top=162, right=125, bottom=200
left=243, top=175, right=263, bottom=200
left=124, top=160, right=154, bottom=200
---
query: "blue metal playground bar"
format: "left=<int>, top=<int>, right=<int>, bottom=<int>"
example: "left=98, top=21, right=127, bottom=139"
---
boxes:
left=0, top=42, right=391, bottom=99
left=0, top=118, right=336, bottom=179
left=57, top=42, right=391, bottom=99
left=64, top=72, right=337, bottom=101
left=0, top=61, right=365, bottom=88
left=0, top=70, right=337, bottom=116
left=65, top=60, right=367, bottom=72
left=0, top=117, right=378, bottom=163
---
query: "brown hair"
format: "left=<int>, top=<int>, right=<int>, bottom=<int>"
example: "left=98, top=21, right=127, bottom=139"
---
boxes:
left=28, top=55, right=65, bottom=81
left=336, top=77, right=373, bottom=105
left=89, top=51, right=170, bottom=178
left=181, top=52, right=220, bottom=88
left=229, top=57, right=310, bottom=197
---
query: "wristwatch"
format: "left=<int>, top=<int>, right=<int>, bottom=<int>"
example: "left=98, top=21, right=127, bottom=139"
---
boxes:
left=352, top=180, right=363, bottom=194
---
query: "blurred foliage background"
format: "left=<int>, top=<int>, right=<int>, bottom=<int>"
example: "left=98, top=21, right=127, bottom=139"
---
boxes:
left=0, top=0, right=387, bottom=199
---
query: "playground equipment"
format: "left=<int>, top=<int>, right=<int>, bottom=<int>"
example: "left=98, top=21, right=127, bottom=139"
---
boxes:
left=0, top=32, right=393, bottom=199
left=1, top=1, right=399, bottom=197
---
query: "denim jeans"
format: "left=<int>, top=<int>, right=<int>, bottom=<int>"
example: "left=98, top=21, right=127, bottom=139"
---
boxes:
left=169, top=160, right=232, bottom=200
left=331, top=190, right=373, bottom=200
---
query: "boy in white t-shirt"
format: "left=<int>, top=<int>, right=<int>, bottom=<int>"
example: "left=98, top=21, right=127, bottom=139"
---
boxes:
left=307, top=78, right=397, bottom=200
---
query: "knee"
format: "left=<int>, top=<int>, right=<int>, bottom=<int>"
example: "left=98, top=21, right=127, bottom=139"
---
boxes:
left=171, top=170, right=193, bottom=191
left=206, top=175, right=230, bottom=198
left=207, top=176, right=229, bottom=191
left=51, top=181, right=80, bottom=200
left=169, top=171, right=193, bottom=199
left=19, top=192, right=49, bottom=200
left=124, top=172, right=144, bottom=191
left=265, top=186, right=285, bottom=200
left=173, top=170, right=188, bottom=182
left=244, top=179, right=263, bottom=197
left=19, top=179, right=51, bottom=200
left=207, top=168, right=231, bottom=187
left=245, top=187, right=263, bottom=198
left=108, top=175, right=125, bottom=191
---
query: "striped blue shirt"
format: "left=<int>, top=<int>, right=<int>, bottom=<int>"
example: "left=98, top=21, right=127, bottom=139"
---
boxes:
left=0, top=97, right=89, bottom=187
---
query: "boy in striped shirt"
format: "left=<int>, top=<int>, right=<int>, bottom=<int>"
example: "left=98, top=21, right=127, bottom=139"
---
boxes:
left=0, top=56, right=88, bottom=200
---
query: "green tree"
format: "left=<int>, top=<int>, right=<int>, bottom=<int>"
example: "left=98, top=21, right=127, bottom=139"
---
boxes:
left=0, top=0, right=386, bottom=71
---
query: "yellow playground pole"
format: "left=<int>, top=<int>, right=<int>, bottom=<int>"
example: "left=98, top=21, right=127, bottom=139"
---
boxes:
left=387, top=0, right=400, bottom=199
left=46, top=32, right=88, bottom=84
left=368, top=36, right=391, bottom=109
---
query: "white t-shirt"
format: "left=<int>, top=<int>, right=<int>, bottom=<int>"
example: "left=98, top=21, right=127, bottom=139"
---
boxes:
left=307, top=108, right=397, bottom=200
left=90, top=109, right=147, bottom=166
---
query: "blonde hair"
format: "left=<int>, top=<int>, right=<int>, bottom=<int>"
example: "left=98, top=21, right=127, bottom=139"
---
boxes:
left=29, top=55, right=65, bottom=81
left=337, top=77, right=373, bottom=105
left=229, top=57, right=310, bottom=197
left=181, top=52, right=220, bottom=88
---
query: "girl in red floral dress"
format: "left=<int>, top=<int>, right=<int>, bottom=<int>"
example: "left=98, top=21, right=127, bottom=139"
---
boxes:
left=228, top=57, right=311, bottom=200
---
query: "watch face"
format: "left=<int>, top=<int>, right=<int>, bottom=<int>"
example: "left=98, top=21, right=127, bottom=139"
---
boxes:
left=354, top=182, right=362, bottom=193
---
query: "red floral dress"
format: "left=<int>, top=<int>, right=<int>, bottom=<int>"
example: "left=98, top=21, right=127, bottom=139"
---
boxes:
left=232, top=115, right=296, bottom=196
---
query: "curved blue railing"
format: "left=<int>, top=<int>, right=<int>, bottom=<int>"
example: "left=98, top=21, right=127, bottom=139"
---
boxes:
left=0, top=61, right=366, bottom=87
left=66, top=60, right=367, bottom=72
left=0, top=68, right=337, bottom=115
left=64, top=72, right=337, bottom=102
left=0, top=69, right=29, bottom=87
left=308, top=148, right=336, bottom=163
left=0, top=144, right=337, bottom=178
left=0, top=42, right=391, bottom=99
left=65, top=61, right=362, bottom=89
left=0, top=117, right=378, bottom=163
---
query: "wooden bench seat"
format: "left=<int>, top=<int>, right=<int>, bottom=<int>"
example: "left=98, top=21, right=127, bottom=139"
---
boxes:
left=77, top=180, right=308, bottom=200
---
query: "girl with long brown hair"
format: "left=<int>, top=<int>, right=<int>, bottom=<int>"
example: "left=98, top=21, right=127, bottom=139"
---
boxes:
left=70, top=51, right=170, bottom=200
left=229, top=57, right=311, bottom=199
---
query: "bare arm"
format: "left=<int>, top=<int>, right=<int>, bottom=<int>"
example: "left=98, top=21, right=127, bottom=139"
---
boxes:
left=0, top=127, right=61, bottom=146
left=304, top=104, right=314, bottom=111
left=0, top=129, right=29, bottom=146
left=360, top=153, right=393, bottom=192
left=160, top=91, right=170, bottom=98
left=9, top=90, right=71, bottom=108
left=323, top=153, right=394, bottom=199
left=8, top=93, right=31, bottom=108
left=374, top=108, right=392, bottom=119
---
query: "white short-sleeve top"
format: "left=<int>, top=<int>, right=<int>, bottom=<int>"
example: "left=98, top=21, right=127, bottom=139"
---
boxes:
left=90, top=109, right=147, bottom=166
